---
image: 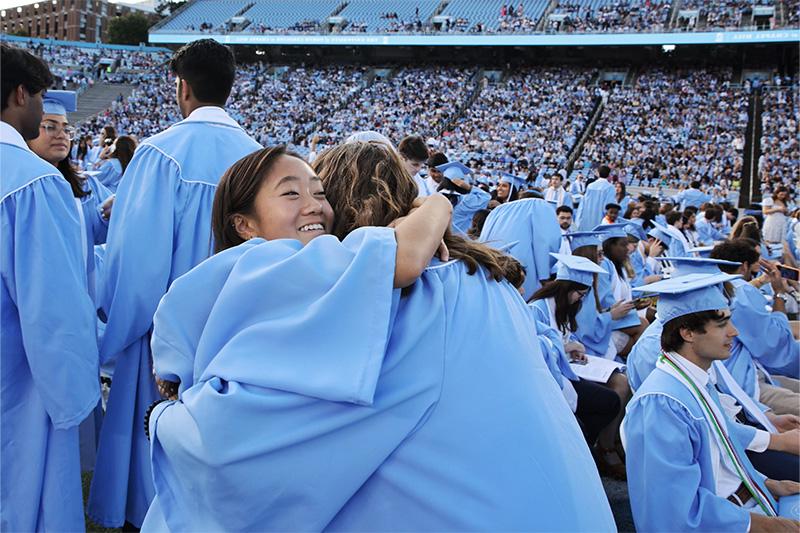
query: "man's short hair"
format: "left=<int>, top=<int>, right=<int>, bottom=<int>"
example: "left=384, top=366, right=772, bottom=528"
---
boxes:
left=556, top=205, right=573, bottom=215
left=690, top=180, right=701, bottom=189
left=684, top=206, right=698, bottom=216
left=661, top=309, right=728, bottom=352
left=170, top=39, right=236, bottom=106
left=1, top=44, right=54, bottom=112
left=598, top=165, right=611, bottom=179
left=427, top=151, right=448, bottom=168
left=398, top=135, right=429, bottom=162
left=605, top=203, right=621, bottom=211
left=710, top=239, right=759, bottom=273
left=665, top=210, right=683, bottom=225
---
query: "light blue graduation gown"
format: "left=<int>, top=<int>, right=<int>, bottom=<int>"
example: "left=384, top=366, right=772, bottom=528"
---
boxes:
left=1, top=127, right=100, bottom=531
left=143, top=230, right=615, bottom=532
left=88, top=108, right=261, bottom=527
left=629, top=248, right=653, bottom=287
left=529, top=300, right=580, bottom=386
left=626, top=321, right=773, bottom=425
left=625, top=367, right=768, bottom=532
left=479, top=198, right=562, bottom=299
left=575, top=179, right=615, bottom=230
left=79, top=174, right=111, bottom=304
left=723, top=278, right=799, bottom=399
left=574, top=286, right=615, bottom=357
left=451, top=186, right=491, bottom=234
left=695, top=218, right=725, bottom=244
left=618, top=194, right=631, bottom=214
left=672, top=188, right=712, bottom=211
left=95, top=157, right=124, bottom=192
left=597, top=257, right=641, bottom=330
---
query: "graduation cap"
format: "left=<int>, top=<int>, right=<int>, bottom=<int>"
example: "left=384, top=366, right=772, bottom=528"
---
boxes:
left=566, top=231, right=603, bottom=251
left=656, top=256, right=740, bottom=278
left=436, top=161, right=473, bottom=183
left=647, top=222, right=674, bottom=245
left=42, top=90, right=77, bottom=115
left=592, top=223, right=629, bottom=242
left=498, top=171, right=527, bottom=195
left=551, top=252, right=607, bottom=287
left=632, top=272, right=741, bottom=324
left=621, top=218, right=648, bottom=242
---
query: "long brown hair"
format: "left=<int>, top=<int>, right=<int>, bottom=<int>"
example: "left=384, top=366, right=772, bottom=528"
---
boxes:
left=113, top=135, right=137, bottom=173
left=57, top=152, right=89, bottom=198
left=313, top=141, right=523, bottom=285
left=571, top=244, right=602, bottom=312
left=211, top=145, right=306, bottom=253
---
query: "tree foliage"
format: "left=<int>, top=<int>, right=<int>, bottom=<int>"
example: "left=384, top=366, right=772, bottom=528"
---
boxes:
left=155, top=0, right=188, bottom=18
left=107, top=12, right=151, bottom=45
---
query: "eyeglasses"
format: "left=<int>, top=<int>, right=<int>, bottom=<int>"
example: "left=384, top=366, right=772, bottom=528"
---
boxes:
left=40, top=123, right=76, bottom=138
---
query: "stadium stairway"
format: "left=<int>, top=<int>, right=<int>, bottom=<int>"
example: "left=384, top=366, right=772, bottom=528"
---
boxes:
left=71, top=83, right=137, bottom=124
left=739, top=87, right=764, bottom=208
left=536, top=0, right=559, bottom=31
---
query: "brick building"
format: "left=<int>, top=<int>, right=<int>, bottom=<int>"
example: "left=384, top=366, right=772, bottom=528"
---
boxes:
left=1, top=0, right=146, bottom=42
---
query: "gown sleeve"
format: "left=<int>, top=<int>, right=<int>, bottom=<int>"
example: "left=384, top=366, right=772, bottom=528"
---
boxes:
left=733, top=283, right=799, bottom=378
left=99, top=145, right=178, bottom=363
left=625, top=393, right=751, bottom=532
left=3, top=175, right=100, bottom=428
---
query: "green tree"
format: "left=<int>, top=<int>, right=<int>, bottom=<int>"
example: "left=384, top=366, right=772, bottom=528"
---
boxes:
left=107, top=12, right=151, bottom=45
left=155, top=0, right=188, bottom=18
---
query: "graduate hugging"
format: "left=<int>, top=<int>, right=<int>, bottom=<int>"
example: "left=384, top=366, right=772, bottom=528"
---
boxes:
left=142, top=141, right=617, bottom=531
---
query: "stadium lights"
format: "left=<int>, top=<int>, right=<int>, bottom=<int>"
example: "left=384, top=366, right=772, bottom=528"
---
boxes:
left=662, top=44, right=676, bottom=53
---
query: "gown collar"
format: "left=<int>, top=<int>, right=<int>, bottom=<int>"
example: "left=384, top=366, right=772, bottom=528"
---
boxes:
left=181, top=106, right=242, bottom=129
left=0, top=121, right=32, bottom=151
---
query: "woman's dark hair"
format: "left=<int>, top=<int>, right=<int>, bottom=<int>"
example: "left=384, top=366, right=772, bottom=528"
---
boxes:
left=661, top=309, right=728, bottom=352
left=76, top=135, right=90, bottom=160
left=313, top=141, right=523, bottom=287
left=623, top=203, right=639, bottom=219
left=571, top=245, right=602, bottom=312
left=112, top=135, right=137, bottom=173
left=529, top=279, right=590, bottom=333
left=101, top=125, right=117, bottom=144
left=773, top=186, right=788, bottom=202
left=729, top=216, right=761, bottom=243
left=398, top=135, right=429, bottom=162
left=57, top=152, right=89, bottom=198
left=665, top=210, right=682, bottom=226
left=492, top=184, right=519, bottom=203
left=212, top=145, right=307, bottom=253
left=615, top=182, right=626, bottom=203
left=602, top=236, right=627, bottom=277
left=170, top=38, right=236, bottom=105
left=467, top=208, right=490, bottom=240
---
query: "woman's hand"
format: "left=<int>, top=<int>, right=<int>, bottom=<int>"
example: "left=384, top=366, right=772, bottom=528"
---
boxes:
left=101, top=195, right=115, bottom=221
left=765, top=478, right=800, bottom=499
left=766, top=413, right=800, bottom=433
left=610, top=300, right=635, bottom=320
left=391, top=194, right=453, bottom=288
left=647, top=238, right=664, bottom=258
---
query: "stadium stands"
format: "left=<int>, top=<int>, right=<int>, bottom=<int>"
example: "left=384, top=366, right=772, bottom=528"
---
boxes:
left=160, top=0, right=252, bottom=31
left=242, top=0, right=341, bottom=33
left=547, top=0, right=672, bottom=33
left=576, top=67, right=748, bottom=187
left=760, top=85, right=799, bottom=189
left=339, top=0, right=439, bottom=33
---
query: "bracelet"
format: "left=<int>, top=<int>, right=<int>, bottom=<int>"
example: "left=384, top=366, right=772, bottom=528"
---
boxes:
left=776, top=293, right=789, bottom=303
left=144, top=399, right=167, bottom=441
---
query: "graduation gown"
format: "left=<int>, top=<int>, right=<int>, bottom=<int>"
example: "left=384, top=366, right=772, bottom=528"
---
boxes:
left=143, top=229, right=615, bottom=532
left=451, top=186, right=490, bottom=234
left=88, top=107, right=261, bottom=527
left=575, top=179, right=615, bottom=230
left=94, top=157, right=124, bottom=192
left=723, top=279, right=799, bottom=399
left=0, top=123, right=100, bottom=531
left=597, top=257, right=641, bottom=330
left=624, top=363, right=773, bottom=532
left=672, top=188, right=711, bottom=211
left=479, top=198, right=562, bottom=299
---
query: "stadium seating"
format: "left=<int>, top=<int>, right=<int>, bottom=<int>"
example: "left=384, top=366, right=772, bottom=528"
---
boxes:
left=242, top=0, right=341, bottom=32
left=160, top=0, right=252, bottom=31
left=339, top=0, right=439, bottom=32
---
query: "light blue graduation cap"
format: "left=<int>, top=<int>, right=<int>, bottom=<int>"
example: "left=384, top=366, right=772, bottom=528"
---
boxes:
left=647, top=222, right=673, bottom=245
left=592, top=223, right=629, bottom=242
left=551, top=252, right=607, bottom=287
left=42, top=90, right=77, bottom=115
left=498, top=172, right=527, bottom=194
left=656, top=256, right=740, bottom=278
left=632, top=272, right=741, bottom=324
left=566, top=231, right=603, bottom=251
left=621, top=218, right=647, bottom=242
left=436, top=161, right=473, bottom=182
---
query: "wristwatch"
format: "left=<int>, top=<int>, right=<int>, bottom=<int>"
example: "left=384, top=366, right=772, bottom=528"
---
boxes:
left=776, top=293, right=790, bottom=303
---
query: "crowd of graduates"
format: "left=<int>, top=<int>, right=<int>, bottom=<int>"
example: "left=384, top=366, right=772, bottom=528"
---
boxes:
left=2, top=37, right=800, bottom=532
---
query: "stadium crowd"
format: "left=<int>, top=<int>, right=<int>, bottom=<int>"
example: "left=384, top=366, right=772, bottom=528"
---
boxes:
left=2, top=36, right=800, bottom=533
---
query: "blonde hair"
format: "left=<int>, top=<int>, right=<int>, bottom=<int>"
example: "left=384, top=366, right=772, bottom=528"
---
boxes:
left=313, top=141, right=523, bottom=285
